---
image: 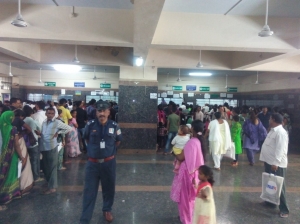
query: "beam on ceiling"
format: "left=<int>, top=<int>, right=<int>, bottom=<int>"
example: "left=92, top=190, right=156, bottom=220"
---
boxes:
left=133, top=0, right=165, bottom=62
left=233, top=50, right=300, bottom=70
left=0, top=41, right=40, bottom=63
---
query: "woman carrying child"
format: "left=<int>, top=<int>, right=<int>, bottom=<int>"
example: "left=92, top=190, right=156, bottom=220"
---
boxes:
left=170, top=120, right=207, bottom=224
left=171, top=125, right=190, bottom=173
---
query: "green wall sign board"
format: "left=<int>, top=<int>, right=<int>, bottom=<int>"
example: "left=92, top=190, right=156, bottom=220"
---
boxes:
left=100, top=83, right=111, bottom=88
left=227, top=87, right=238, bottom=92
left=44, top=82, right=56, bottom=87
left=199, top=87, right=210, bottom=92
left=172, top=86, right=182, bottom=91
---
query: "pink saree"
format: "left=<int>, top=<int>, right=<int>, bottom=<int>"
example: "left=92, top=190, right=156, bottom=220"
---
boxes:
left=170, top=137, right=205, bottom=224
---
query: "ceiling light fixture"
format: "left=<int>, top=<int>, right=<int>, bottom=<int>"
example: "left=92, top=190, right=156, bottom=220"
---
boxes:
left=53, top=64, right=82, bottom=73
left=72, top=45, right=80, bottom=63
left=225, top=74, right=228, bottom=88
left=135, top=57, right=143, bottom=66
left=258, top=0, right=273, bottom=37
left=39, top=68, right=43, bottom=83
left=189, top=72, right=211, bottom=77
left=196, top=50, right=204, bottom=68
left=11, top=0, right=27, bottom=27
left=9, top=62, right=13, bottom=77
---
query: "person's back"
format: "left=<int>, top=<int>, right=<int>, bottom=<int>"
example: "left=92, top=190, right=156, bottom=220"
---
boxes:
left=168, top=113, right=180, bottom=133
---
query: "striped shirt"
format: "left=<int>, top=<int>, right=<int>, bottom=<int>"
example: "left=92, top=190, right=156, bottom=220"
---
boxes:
left=41, top=118, right=72, bottom=151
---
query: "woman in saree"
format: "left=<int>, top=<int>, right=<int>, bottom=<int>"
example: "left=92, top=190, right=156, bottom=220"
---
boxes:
left=0, top=111, right=24, bottom=211
left=170, top=120, right=207, bottom=224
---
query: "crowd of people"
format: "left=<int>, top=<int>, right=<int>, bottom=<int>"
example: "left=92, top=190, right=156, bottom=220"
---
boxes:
left=0, top=97, right=118, bottom=212
left=157, top=100, right=291, bottom=223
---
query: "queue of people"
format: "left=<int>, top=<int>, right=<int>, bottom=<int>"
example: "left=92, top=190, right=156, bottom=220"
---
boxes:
left=0, top=97, right=119, bottom=214
left=157, top=101, right=291, bottom=223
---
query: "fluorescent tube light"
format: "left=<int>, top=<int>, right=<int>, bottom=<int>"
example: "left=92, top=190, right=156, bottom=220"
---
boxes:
left=53, top=64, right=82, bottom=73
left=189, top=73, right=212, bottom=77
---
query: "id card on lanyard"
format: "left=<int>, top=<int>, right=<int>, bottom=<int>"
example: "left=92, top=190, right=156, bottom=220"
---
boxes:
left=99, top=123, right=108, bottom=149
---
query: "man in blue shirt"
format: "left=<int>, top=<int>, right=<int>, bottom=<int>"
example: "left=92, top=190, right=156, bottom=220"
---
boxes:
left=40, top=108, right=72, bottom=195
left=258, top=106, right=271, bottom=131
left=80, top=101, right=122, bottom=224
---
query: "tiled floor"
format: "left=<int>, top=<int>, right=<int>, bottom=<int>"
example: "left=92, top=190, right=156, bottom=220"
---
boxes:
left=1, top=151, right=300, bottom=224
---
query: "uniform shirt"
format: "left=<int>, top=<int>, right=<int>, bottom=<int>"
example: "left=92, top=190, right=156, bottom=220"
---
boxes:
left=41, top=118, right=72, bottom=151
left=259, top=125, right=288, bottom=168
left=58, top=106, right=72, bottom=124
left=84, top=119, right=122, bottom=159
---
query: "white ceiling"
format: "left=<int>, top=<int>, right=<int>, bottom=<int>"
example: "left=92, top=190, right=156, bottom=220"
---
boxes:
left=2, top=0, right=299, bottom=17
left=163, top=0, right=300, bottom=17
left=0, top=0, right=133, bottom=9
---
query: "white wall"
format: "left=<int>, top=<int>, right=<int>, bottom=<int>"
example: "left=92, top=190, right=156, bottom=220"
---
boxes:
left=19, top=69, right=120, bottom=89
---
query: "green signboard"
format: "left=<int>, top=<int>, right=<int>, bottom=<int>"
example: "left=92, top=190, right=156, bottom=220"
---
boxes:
left=172, top=86, right=182, bottom=91
left=199, top=87, right=210, bottom=92
left=210, top=94, right=219, bottom=99
left=227, top=87, right=238, bottom=92
left=100, top=83, right=111, bottom=88
left=44, top=82, right=56, bottom=87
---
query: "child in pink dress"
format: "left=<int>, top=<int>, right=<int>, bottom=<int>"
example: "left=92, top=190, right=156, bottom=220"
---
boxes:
left=192, top=165, right=216, bottom=224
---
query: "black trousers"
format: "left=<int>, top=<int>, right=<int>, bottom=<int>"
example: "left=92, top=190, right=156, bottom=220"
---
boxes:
left=80, top=158, right=116, bottom=224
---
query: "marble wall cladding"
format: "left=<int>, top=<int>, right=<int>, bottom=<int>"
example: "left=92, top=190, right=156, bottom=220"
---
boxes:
left=118, top=85, right=158, bottom=123
left=118, top=128, right=157, bottom=150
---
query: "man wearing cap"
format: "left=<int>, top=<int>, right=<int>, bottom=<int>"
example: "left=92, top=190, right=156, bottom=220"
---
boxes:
left=80, top=101, right=122, bottom=224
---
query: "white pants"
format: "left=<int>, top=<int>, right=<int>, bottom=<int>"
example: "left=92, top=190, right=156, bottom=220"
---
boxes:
left=212, top=154, right=223, bottom=169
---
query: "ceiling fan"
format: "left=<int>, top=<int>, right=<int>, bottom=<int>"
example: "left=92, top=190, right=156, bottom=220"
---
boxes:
left=255, top=71, right=259, bottom=84
left=176, top=68, right=182, bottom=82
left=92, top=66, right=102, bottom=80
left=165, top=72, right=171, bottom=87
left=38, top=68, right=43, bottom=83
left=253, top=72, right=271, bottom=85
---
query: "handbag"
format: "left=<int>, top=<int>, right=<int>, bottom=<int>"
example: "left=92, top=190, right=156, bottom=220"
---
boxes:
left=260, top=172, right=284, bottom=205
left=22, top=130, right=37, bottom=147
left=224, top=142, right=236, bottom=160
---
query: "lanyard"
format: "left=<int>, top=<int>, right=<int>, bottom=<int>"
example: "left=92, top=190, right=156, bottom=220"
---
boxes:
left=96, top=121, right=108, bottom=140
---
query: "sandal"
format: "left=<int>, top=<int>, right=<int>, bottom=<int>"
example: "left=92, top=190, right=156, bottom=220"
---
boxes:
left=0, top=205, right=7, bottom=211
left=280, top=213, right=289, bottom=218
left=41, top=189, right=56, bottom=195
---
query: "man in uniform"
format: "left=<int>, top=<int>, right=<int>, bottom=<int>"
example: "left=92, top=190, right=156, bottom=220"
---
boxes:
left=80, top=101, right=122, bottom=224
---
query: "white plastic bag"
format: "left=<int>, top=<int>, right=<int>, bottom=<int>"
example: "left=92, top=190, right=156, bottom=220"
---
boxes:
left=260, top=172, right=284, bottom=205
left=224, top=142, right=235, bottom=160
left=18, top=160, right=22, bottom=178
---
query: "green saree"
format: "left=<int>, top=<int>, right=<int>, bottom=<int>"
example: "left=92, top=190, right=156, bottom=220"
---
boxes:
left=0, top=111, right=21, bottom=204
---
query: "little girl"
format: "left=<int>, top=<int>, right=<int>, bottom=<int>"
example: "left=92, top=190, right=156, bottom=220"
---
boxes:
left=192, top=165, right=216, bottom=224
left=171, top=125, right=190, bottom=173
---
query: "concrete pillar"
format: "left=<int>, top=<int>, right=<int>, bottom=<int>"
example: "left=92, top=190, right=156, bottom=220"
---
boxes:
left=118, top=66, right=158, bottom=153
